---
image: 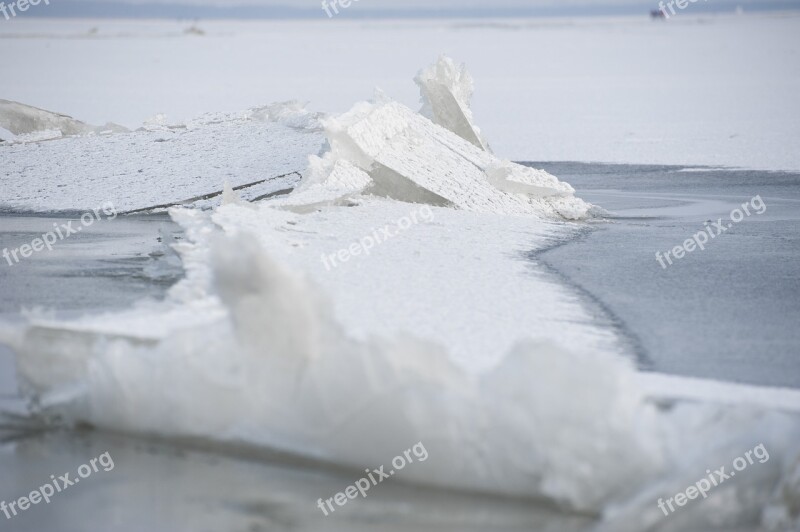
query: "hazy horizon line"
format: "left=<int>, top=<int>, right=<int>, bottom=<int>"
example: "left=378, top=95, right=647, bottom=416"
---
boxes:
left=15, top=0, right=800, bottom=20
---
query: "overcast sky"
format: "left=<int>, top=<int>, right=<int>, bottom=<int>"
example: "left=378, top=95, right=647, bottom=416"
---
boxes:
left=70, top=0, right=796, bottom=7
left=80, top=0, right=790, bottom=5
left=37, top=0, right=800, bottom=18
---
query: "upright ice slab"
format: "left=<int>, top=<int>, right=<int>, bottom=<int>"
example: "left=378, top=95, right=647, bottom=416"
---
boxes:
left=415, top=55, right=490, bottom=152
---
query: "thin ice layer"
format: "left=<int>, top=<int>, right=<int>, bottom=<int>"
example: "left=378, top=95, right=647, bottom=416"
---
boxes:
left=0, top=104, right=325, bottom=213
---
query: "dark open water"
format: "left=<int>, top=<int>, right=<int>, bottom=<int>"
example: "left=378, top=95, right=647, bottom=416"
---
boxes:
left=527, top=162, right=800, bottom=389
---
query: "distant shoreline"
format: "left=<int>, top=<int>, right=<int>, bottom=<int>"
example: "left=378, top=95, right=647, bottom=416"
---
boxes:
left=12, top=1, right=800, bottom=20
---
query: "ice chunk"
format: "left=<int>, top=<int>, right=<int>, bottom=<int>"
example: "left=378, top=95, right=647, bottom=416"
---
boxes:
left=0, top=125, right=15, bottom=143
left=282, top=60, right=590, bottom=220
left=416, top=55, right=490, bottom=151
left=248, top=100, right=325, bottom=131
left=484, top=160, right=574, bottom=198
left=274, top=154, right=373, bottom=212
left=0, top=98, right=127, bottom=139
left=319, top=95, right=590, bottom=219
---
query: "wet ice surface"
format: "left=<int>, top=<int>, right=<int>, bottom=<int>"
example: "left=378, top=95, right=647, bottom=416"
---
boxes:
left=0, top=430, right=594, bottom=532
left=0, top=213, right=183, bottom=319
left=531, top=162, right=800, bottom=389
left=0, top=212, right=185, bottom=420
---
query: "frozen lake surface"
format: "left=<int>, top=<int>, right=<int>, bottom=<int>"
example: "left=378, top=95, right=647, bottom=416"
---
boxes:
left=2, top=14, right=799, bottom=171
left=1, top=162, right=798, bottom=531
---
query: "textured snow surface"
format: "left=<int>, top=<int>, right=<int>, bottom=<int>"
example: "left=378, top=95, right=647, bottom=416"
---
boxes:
left=0, top=108, right=324, bottom=212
